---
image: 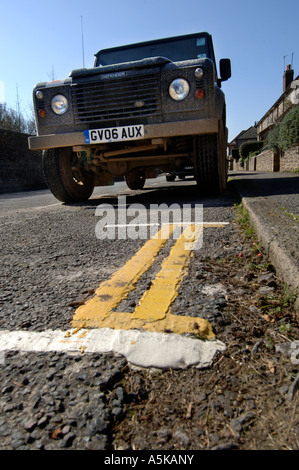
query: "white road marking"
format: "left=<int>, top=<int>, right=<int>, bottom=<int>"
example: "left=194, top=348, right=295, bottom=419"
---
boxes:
left=104, top=222, right=230, bottom=227
left=0, top=328, right=226, bottom=370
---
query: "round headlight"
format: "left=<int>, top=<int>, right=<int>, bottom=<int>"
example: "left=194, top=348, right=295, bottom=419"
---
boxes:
left=195, top=68, right=204, bottom=79
left=35, top=90, right=44, bottom=100
left=169, top=78, right=190, bottom=101
left=51, top=94, right=68, bottom=115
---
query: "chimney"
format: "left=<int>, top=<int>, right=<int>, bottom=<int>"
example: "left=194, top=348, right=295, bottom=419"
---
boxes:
left=283, top=64, right=294, bottom=91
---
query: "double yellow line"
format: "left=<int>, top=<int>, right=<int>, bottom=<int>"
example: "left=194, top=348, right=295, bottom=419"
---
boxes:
left=72, top=223, right=226, bottom=339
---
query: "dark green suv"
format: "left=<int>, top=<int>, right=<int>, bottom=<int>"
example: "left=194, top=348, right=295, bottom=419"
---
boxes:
left=29, top=32, right=231, bottom=202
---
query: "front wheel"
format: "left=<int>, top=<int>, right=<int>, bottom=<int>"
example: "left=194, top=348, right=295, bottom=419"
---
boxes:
left=193, top=120, right=227, bottom=195
left=43, top=148, right=95, bottom=203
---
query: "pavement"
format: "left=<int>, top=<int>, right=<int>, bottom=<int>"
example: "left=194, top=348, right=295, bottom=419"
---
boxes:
left=230, top=170, right=299, bottom=315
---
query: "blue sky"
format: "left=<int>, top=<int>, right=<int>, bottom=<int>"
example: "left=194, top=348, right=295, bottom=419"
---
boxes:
left=0, top=0, right=298, bottom=141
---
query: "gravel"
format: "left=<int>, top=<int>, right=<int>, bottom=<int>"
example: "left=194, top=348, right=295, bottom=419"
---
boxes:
left=0, top=350, right=127, bottom=450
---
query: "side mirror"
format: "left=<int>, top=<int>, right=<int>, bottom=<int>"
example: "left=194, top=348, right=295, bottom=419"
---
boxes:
left=219, top=58, right=231, bottom=82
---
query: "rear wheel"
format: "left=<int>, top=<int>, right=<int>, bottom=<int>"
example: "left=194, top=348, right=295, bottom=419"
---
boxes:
left=166, top=174, right=176, bottom=182
left=125, top=169, right=146, bottom=190
left=43, top=148, right=95, bottom=203
left=194, top=120, right=227, bottom=195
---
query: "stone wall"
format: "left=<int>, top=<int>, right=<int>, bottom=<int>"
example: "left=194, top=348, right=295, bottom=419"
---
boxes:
left=280, top=146, right=299, bottom=171
left=232, top=146, right=299, bottom=173
left=0, top=129, right=47, bottom=193
left=249, top=150, right=274, bottom=171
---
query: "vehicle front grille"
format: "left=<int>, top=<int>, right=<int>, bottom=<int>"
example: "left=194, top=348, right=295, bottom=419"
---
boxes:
left=71, top=70, right=162, bottom=126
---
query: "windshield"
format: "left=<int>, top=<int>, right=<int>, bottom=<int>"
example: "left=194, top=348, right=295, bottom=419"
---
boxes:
left=95, top=34, right=212, bottom=67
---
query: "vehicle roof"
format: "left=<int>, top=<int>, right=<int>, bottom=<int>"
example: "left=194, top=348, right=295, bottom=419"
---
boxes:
left=94, top=32, right=212, bottom=59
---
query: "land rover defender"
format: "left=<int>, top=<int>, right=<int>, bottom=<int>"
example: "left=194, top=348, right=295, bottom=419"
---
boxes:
left=28, top=32, right=231, bottom=202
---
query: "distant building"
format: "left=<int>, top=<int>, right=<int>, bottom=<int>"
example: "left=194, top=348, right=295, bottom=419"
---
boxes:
left=257, top=65, right=299, bottom=141
left=228, top=126, right=257, bottom=154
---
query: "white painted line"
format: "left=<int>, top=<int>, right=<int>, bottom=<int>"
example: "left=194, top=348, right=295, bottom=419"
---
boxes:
left=0, top=328, right=226, bottom=370
left=105, top=222, right=230, bottom=227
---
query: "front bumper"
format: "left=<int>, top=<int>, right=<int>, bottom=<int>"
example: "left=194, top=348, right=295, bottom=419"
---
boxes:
left=28, top=118, right=219, bottom=151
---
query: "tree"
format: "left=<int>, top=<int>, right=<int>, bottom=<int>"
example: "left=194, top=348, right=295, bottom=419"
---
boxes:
left=267, top=106, right=299, bottom=152
left=48, top=65, right=56, bottom=81
left=0, top=102, right=36, bottom=134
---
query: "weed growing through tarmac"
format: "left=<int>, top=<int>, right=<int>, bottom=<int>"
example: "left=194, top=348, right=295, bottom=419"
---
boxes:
left=278, top=206, right=299, bottom=223
left=234, top=202, right=296, bottom=319
left=257, top=284, right=296, bottom=321
left=234, top=202, right=256, bottom=240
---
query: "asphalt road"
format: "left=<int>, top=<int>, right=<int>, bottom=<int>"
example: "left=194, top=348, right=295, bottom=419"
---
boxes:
left=0, top=175, right=238, bottom=334
left=0, top=172, right=297, bottom=450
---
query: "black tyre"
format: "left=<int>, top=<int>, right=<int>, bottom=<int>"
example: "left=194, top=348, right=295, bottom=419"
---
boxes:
left=125, top=169, right=146, bottom=190
left=43, top=148, right=95, bottom=203
left=166, top=174, right=176, bottom=182
left=194, top=120, right=227, bottom=195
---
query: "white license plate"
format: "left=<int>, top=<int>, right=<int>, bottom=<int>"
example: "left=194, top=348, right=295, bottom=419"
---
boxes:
left=84, top=125, right=144, bottom=144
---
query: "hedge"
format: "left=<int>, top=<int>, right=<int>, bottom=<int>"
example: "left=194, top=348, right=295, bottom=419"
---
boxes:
left=267, top=106, right=299, bottom=152
left=239, top=140, right=264, bottom=160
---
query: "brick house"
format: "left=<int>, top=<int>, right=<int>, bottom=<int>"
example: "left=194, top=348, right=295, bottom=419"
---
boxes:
left=228, top=125, right=257, bottom=154
left=257, top=65, right=299, bottom=141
